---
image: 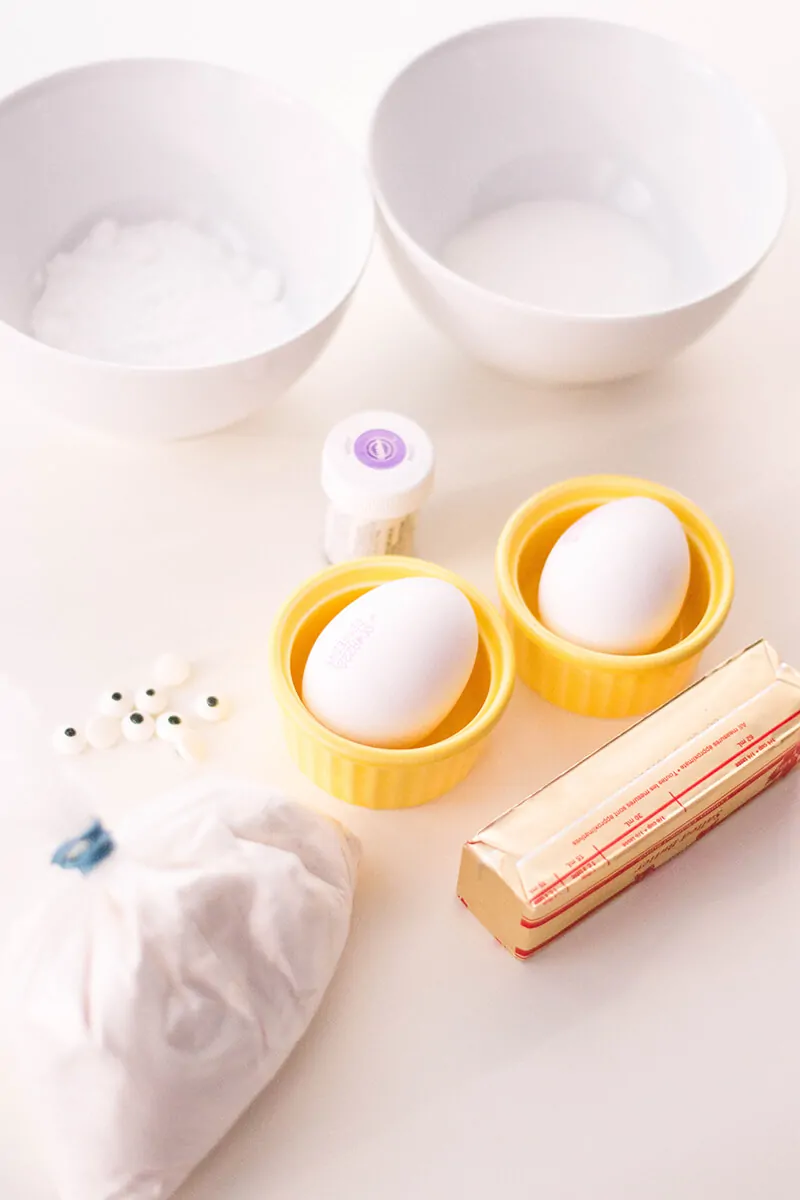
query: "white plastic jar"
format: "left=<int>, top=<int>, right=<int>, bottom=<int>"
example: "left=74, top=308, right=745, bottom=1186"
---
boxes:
left=321, top=411, right=435, bottom=563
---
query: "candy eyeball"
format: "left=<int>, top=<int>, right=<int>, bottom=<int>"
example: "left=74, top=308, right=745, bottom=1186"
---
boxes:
left=121, top=711, right=155, bottom=743
left=98, top=689, right=133, bottom=717
left=135, top=686, right=169, bottom=716
left=156, top=711, right=185, bottom=743
left=86, top=713, right=121, bottom=751
left=176, top=727, right=208, bottom=764
left=52, top=724, right=86, bottom=755
left=194, top=693, right=230, bottom=722
left=153, top=653, right=191, bottom=689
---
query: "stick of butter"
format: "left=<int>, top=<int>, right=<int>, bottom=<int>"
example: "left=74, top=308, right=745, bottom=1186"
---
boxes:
left=458, top=641, right=800, bottom=958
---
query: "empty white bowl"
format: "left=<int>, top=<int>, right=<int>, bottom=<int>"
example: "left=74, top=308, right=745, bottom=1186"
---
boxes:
left=0, top=60, right=374, bottom=439
left=370, top=19, right=787, bottom=384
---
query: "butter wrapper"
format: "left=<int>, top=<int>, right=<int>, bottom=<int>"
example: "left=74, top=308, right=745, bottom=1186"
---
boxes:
left=458, top=641, right=800, bottom=958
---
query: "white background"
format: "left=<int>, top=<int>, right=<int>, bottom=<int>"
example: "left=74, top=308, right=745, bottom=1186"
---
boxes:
left=0, top=0, right=798, bottom=1196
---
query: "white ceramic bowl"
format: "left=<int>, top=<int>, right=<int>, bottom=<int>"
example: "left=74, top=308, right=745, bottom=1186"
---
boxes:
left=0, top=60, right=373, bottom=439
left=370, top=19, right=787, bottom=384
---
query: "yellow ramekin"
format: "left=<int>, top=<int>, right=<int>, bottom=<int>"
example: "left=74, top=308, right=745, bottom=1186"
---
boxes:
left=496, top=475, right=734, bottom=719
left=270, top=557, right=516, bottom=809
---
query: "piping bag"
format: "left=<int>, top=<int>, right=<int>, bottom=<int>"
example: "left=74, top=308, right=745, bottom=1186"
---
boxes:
left=0, top=680, right=358, bottom=1200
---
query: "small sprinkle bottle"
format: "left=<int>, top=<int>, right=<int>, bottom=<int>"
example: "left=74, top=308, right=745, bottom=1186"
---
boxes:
left=321, top=411, right=435, bottom=564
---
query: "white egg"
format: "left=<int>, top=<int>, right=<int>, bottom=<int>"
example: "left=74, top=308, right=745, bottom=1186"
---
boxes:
left=538, top=496, right=691, bottom=655
left=301, top=576, right=479, bottom=749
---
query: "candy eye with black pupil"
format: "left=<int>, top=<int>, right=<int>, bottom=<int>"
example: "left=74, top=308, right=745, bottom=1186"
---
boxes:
left=122, top=711, right=155, bottom=743
left=156, top=712, right=185, bottom=743
left=52, top=725, right=86, bottom=755
left=194, top=693, right=229, bottom=722
left=99, top=690, right=133, bottom=717
left=135, top=686, right=168, bottom=715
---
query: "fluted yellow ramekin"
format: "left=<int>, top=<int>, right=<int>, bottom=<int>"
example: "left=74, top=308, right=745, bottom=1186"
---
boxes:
left=270, top=557, right=515, bottom=809
left=496, top=475, right=734, bottom=719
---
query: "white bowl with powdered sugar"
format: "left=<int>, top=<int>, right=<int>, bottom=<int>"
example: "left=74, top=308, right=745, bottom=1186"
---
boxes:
left=0, top=60, right=373, bottom=439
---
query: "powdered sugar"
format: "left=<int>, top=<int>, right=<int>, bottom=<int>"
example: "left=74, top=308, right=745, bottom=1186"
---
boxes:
left=31, top=218, right=292, bottom=367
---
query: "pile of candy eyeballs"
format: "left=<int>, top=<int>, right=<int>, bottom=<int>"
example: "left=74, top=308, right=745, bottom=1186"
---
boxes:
left=52, top=653, right=231, bottom=764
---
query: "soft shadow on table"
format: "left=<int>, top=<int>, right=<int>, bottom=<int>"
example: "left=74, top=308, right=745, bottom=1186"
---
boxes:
left=171, top=839, right=389, bottom=1199
left=176, top=771, right=799, bottom=1200
left=176, top=687, right=800, bottom=1199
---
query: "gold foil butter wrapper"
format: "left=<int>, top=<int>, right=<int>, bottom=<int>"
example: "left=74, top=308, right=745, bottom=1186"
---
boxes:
left=458, top=641, right=800, bottom=959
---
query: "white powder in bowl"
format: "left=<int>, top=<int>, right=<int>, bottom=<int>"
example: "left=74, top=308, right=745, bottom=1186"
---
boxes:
left=31, top=218, right=293, bottom=367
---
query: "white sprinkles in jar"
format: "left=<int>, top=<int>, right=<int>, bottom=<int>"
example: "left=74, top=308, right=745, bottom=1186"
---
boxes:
left=321, top=411, right=435, bottom=564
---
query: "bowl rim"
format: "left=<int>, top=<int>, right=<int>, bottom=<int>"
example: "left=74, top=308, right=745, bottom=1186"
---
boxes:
left=270, top=556, right=516, bottom=766
left=0, top=56, right=375, bottom=375
left=368, top=16, right=789, bottom=324
left=496, top=474, right=735, bottom=672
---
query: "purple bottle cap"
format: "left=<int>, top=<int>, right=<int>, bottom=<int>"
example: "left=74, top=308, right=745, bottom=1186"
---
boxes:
left=353, top=428, right=407, bottom=470
left=322, top=411, right=435, bottom=521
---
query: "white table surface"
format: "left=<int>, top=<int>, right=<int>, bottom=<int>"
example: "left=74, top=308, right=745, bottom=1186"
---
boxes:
left=0, top=0, right=799, bottom=1196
